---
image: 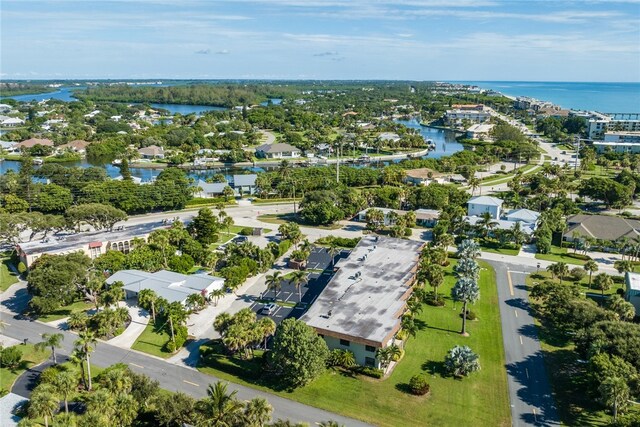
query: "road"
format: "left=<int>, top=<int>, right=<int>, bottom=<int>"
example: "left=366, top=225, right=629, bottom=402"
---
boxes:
left=0, top=311, right=371, bottom=427
left=488, top=261, right=560, bottom=427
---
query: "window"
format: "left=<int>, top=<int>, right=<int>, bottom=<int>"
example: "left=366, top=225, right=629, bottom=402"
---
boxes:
left=339, top=339, right=350, bottom=346
left=365, top=357, right=376, bottom=367
left=365, top=345, right=376, bottom=353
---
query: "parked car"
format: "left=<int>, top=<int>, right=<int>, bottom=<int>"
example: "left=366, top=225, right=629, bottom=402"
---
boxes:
left=262, top=303, right=277, bottom=315
left=232, top=235, right=248, bottom=243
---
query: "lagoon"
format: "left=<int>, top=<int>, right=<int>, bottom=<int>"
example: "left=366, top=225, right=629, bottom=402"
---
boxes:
left=395, top=118, right=464, bottom=159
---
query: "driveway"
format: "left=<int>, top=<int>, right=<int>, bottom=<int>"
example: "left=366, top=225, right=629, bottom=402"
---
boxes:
left=106, top=301, right=150, bottom=349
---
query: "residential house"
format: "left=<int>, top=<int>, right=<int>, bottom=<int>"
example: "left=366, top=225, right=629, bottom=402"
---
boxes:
left=138, top=145, right=165, bottom=159
left=106, top=269, right=225, bottom=306
left=624, top=272, right=640, bottom=316
left=504, top=208, right=540, bottom=225
left=467, top=196, right=503, bottom=219
left=255, top=143, right=301, bottom=159
left=232, top=174, right=257, bottom=195
left=0, top=141, right=18, bottom=153
left=301, top=236, right=424, bottom=369
left=15, top=138, right=55, bottom=151
left=404, top=168, right=448, bottom=186
left=356, top=208, right=407, bottom=226
left=59, top=140, right=90, bottom=154
left=0, top=104, right=13, bottom=113
left=193, top=180, right=228, bottom=198
left=378, top=132, right=401, bottom=143
left=466, top=123, right=494, bottom=140
left=563, top=214, right=640, bottom=243
left=0, top=117, right=24, bottom=127
left=414, top=209, right=440, bottom=227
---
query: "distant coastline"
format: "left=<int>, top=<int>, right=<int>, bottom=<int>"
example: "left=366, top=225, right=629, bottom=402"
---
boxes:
left=452, top=80, right=640, bottom=112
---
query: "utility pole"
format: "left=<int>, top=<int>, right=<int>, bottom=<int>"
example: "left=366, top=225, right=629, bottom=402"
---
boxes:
left=574, top=136, right=580, bottom=173
left=336, top=143, right=340, bottom=183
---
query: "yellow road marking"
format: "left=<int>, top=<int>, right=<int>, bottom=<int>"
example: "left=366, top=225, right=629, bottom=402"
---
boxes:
left=183, top=380, right=200, bottom=387
left=507, top=271, right=515, bottom=296
left=129, top=363, right=144, bottom=369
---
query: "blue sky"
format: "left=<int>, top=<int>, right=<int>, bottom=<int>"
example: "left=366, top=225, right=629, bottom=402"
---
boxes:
left=1, top=0, right=639, bottom=81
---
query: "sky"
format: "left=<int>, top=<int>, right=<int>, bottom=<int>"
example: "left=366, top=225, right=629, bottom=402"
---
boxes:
left=1, top=0, right=640, bottom=82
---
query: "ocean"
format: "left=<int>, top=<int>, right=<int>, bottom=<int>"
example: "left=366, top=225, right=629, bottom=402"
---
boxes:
left=456, top=81, right=640, bottom=113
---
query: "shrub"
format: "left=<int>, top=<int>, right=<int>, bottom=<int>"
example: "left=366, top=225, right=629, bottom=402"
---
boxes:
left=570, top=267, right=587, bottom=282
left=424, top=292, right=445, bottom=307
left=239, top=227, right=253, bottom=236
left=0, top=346, right=22, bottom=369
left=315, top=236, right=361, bottom=248
left=277, top=240, right=292, bottom=257
left=355, top=366, right=384, bottom=379
left=408, top=374, right=431, bottom=395
left=17, top=262, right=27, bottom=275
left=462, top=310, right=477, bottom=320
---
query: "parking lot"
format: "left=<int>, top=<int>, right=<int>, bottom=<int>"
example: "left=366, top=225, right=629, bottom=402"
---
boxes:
left=252, top=246, right=350, bottom=324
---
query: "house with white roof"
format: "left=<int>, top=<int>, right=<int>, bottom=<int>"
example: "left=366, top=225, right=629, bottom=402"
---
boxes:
left=0, top=117, right=24, bottom=127
left=0, top=104, right=13, bottom=113
left=0, top=141, right=18, bottom=153
left=467, top=196, right=503, bottom=219
left=255, top=143, right=301, bottom=159
left=624, top=272, right=640, bottom=316
left=504, top=208, right=540, bottom=225
left=106, top=269, right=225, bottom=305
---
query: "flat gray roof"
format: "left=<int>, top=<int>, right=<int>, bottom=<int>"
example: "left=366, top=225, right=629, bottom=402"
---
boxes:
left=17, top=221, right=164, bottom=256
left=106, top=269, right=224, bottom=304
left=301, top=236, right=423, bottom=347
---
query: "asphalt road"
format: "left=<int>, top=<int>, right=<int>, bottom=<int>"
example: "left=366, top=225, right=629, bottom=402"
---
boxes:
left=1, top=314, right=371, bottom=426
left=488, top=261, right=560, bottom=427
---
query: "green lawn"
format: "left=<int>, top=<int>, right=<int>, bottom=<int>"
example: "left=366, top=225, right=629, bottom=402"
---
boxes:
left=534, top=246, right=590, bottom=266
left=37, top=301, right=93, bottom=323
left=198, top=260, right=510, bottom=427
left=131, top=322, right=174, bottom=359
left=480, top=243, right=520, bottom=256
left=0, top=344, right=49, bottom=393
left=1, top=256, right=19, bottom=292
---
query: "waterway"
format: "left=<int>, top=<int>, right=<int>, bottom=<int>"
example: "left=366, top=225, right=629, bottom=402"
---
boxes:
left=395, top=118, right=464, bottom=159
left=0, top=158, right=264, bottom=183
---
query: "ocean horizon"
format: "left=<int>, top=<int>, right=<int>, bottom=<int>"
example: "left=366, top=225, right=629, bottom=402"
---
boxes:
left=455, top=80, right=640, bottom=113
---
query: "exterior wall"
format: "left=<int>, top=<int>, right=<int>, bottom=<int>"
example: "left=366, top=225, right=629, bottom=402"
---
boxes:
left=467, top=203, right=501, bottom=219
left=593, top=143, right=640, bottom=154
left=322, top=335, right=381, bottom=368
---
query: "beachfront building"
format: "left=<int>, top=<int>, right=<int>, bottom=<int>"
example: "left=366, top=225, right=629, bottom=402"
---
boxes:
left=467, top=196, right=503, bottom=219
left=301, top=236, right=424, bottom=369
left=593, top=131, right=640, bottom=153
left=585, top=112, right=640, bottom=140
left=15, top=222, right=160, bottom=269
left=444, top=104, right=490, bottom=125
left=624, top=272, right=640, bottom=316
left=106, top=269, right=225, bottom=305
left=255, top=143, right=301, bottom=159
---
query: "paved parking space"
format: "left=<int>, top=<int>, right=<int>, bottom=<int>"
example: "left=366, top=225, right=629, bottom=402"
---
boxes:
left=306, top=246, right=349, bottom=270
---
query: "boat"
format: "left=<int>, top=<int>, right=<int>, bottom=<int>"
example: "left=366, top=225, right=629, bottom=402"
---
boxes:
left=33, top=158, right=43, bottom=165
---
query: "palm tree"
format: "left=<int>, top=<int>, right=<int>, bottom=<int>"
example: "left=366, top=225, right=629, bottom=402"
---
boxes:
left=444, top=345, right=481, bottom=378
left=223, top=215, right=234, bottom=236
left=35, top=333, right=64, bottom=365
left=197, top=381, right=244, bottom=427
left=53, top=370, right=78, bottom=414
left=510, top=221, right=527, bottom=246
left=327, top=243, right=340, bottom=267
left=614, top=260, right=633, bottom=275
left=456, top=239, right=481, bottom=260
left=243, top=397, right=272, bottom=427
left=451, top=277, right=480, bottom=336
left=477, top=211, right=498, bottom=240
left=265, top=272, right=282, bottom=300
left=599, top=376, right=630, bottom=422
left=288, top=271, right=308, bottom=302
left=257, top=317, right=276, bottom=349
left=28, top=385, right=59, bottom=427
left=400, top=315, right=418, bottom=339
left=74, top=330, right=97, bottom=391
left=593, top=273, right=614, bottom=299
left=468, top=176, right=480, bottom=195
left=607, top=295, right=636, bottom=321
left=584, top=260, right=598, bottom=287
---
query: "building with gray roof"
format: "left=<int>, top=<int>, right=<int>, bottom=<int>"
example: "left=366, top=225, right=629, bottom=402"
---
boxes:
left=563, top=214, right=640, bottom=243
left=255, top=143, right=301, bottom=159
left=300, top=235, right=424, bottom=369
left=106, top=269, right=224, bottom=305
left=232, top=174, right=257, bottom=195
left=194, top=180, right=228, bottom=198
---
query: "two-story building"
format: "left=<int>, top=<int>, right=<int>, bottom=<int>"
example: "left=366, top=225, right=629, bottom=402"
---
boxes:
left=301, top=236, right=424, bottom=370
